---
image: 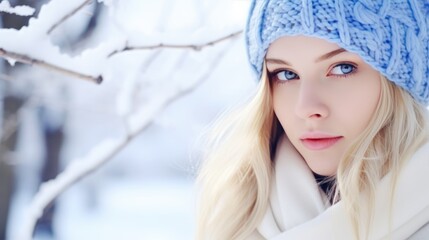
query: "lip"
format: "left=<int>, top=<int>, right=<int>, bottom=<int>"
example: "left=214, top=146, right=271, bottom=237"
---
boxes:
left=300, top=132, right=343, bottom=150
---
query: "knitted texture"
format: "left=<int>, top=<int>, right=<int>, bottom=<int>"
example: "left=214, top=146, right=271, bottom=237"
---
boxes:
left=246, top=0, right=429, bottom=104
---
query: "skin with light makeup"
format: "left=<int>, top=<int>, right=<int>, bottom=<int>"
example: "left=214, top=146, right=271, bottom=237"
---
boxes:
left=266, top=35, right=381, bottom=176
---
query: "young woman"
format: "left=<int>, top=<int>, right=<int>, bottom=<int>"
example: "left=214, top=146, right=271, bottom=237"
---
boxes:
left=196, top=0, right=429, bottom=239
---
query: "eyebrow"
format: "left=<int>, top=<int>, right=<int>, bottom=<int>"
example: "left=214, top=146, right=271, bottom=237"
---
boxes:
left=265, top=48, right=346, bottom=66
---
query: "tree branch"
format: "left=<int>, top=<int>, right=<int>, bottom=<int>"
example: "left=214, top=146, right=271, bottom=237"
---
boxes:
left=108, top=30, right=243, bottom=57
left=47, top=0, right=93, bottom=34
left=20, top=38, right=236, bottom=240
left=0, top=30, right=241, bottom=84
left=0, top=48, right=102, bottom=84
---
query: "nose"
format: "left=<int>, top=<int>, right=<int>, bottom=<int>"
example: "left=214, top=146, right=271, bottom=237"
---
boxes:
left=295, top=80, right=329, bottom=120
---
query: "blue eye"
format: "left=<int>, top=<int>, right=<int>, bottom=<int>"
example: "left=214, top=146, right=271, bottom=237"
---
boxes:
left=274, top=70, right=299, bottom=81
left=330, top=63, right=356, bottom=75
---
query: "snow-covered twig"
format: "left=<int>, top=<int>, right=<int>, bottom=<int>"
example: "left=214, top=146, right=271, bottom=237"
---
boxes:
left=19, top=137, right=129, bottom=240
left=0, top=0, right=110, bottom=83
left=0, top=48, right=103, bottom=84
left=108, top=30, right=243, bottom=57
left=47, top=0, right=93, bottom=34
left=19, top=36, right=237, bottom=240
left=0, top=30, right=241, bottom=83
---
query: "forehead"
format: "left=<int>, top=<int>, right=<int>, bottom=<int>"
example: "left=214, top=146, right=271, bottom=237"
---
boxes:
left=266, top=35, right=342, bottom=58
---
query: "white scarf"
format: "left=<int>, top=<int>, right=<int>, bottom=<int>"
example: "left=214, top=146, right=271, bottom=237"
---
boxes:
left=253, top=135, right=429, bottom=239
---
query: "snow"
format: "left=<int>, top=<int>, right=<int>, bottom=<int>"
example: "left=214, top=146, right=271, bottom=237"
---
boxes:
left=0, top=0, right=126, bottom=78
left=10, top=176, right=195, bottom=240
left=20, top=137, right=128, bottom=240
left=0, top=0, right=245, bottom=82
left=115, top=71, right=140, bottom=118
left=27, top=0, right=89, bottom=34
left=56, top=178, right=195, bottom=240
left=5, top=57, right=16, bottom=66
left=2, top=0, right=254, bottom=239
left=0, top=0, right=35, bottom=16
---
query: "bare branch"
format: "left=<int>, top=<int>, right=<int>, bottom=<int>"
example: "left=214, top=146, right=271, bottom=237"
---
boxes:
left=0, top=48, right=102, bottom=84
left=47, top=0, right=93, bottom=34
left=108, top=30, right=243, bottom=57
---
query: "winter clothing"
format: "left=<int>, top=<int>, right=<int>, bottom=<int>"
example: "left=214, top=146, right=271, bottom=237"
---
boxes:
left=248, top=135, right=429, bottom=239
left=245, top=0, right=429, bottom=105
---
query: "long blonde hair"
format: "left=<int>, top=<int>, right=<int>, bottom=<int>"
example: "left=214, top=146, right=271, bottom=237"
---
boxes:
left=196, top=66, right=276, bottom=240
left=196, top=66, right=429, bottom=239
left=336, top=75, right=429, bottom=239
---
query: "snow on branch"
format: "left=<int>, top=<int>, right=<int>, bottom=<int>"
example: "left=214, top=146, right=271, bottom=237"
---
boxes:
left=47, top=0, right=93, bottom=34
left=20, top=137, right=128, bottom=240
left=19, top=39, right=236, bottom=240
left=0, top=48, right=103, bottom=83
left=0, top=0, right=118, bottom=84
left=0, top=0, right=243, bottom=84
left=28, top=0, right=92, bottom=34
left=0, top=0, right=35, bottom=16
left=108, top=30, right=243, bottom=57
left=0, top=29, right=242, bottom=84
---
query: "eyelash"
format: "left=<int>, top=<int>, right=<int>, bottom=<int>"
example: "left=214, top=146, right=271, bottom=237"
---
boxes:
left=268, top=62, right=358, bottom=84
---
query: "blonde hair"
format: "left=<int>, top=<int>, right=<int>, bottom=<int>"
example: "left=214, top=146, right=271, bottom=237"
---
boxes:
left=195, top=67, right=429, bottom=239
left=336, top=75, right=429, bottom=239
left=196, top=66, right=276, bottom=240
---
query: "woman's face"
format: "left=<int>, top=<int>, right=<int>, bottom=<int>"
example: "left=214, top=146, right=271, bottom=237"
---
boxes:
left=266, top=36, right=381, bottom=176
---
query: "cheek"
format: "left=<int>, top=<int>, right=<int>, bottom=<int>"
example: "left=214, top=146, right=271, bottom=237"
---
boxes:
left=338, top=77, right=381, bottom=131
left=272, top=86, right=303, bottom=145
left=272, top=86, right=296, bottom=124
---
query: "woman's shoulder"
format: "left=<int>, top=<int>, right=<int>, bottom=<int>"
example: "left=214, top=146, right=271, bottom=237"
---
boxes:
left=408, top=221, right=429, bottom=239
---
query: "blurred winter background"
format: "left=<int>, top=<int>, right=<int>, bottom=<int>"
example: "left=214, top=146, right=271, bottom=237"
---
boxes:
left=0, top=0, right=256, bottom=239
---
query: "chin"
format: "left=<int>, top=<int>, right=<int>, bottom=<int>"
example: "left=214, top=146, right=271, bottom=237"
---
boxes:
left=307, top=163, right=337, bottom=177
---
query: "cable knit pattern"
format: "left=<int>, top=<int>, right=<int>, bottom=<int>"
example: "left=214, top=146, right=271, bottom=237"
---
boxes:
left=245, top=0, right=429, bottom=105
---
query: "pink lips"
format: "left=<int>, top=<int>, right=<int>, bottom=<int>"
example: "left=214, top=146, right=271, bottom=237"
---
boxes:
left=300, top=132, right=343, bottom=150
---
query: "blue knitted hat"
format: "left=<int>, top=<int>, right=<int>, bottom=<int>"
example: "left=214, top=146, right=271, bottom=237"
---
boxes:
left=246, top=0, right=429, bottom=105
